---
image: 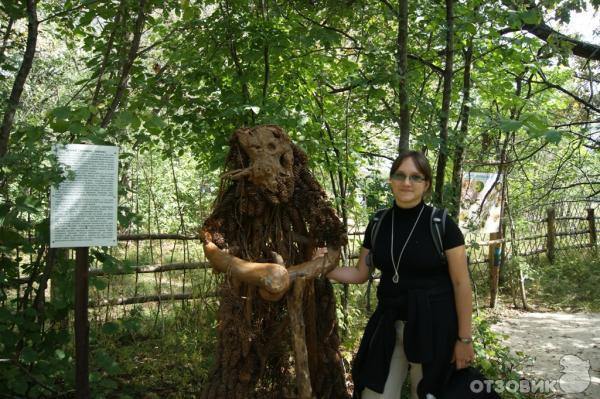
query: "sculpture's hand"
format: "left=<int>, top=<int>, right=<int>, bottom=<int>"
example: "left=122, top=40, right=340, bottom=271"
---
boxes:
left=203, top=242, right=340, bottom=301
left=203, top=242, right=290, bottom=301
left=288, top=247, right=340, bottom=280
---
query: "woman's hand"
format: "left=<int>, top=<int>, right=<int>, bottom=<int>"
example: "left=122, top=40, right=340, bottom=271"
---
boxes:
left=452, top=340, right=475, bottom=370
left=326, top=247, right=370, bottom=284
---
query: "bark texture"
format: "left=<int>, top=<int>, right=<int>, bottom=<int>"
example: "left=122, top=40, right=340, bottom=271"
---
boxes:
left=200, top=125, right=349, bottom=399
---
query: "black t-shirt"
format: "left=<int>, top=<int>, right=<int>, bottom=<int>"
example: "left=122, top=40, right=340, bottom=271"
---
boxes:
left=362, top=201, right=464, bottom=297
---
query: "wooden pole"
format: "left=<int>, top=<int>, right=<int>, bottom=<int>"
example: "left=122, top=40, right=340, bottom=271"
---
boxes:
left=588, top=208, right=597, bottom=249
left=546, top=208, right=556, bottom=263
left=287, top=277, right=312, bottom=399
left=488, top=232, right=500, bottom=308
left=75, top=247, right=90, bottom=399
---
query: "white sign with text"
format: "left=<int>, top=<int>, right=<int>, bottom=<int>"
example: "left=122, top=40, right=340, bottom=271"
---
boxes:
left=50, top=144, right=118, bottom=248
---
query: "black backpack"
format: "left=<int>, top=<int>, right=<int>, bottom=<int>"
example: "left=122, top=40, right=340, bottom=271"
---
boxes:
left=364, top=206, right=448, bottom=304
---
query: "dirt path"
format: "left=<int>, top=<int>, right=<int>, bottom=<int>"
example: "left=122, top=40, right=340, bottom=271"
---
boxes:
left=491, top=311, right=600, bottom=398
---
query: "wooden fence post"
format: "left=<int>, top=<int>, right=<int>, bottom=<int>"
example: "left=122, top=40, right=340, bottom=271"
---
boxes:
left=588, top=208, right=597, bottom=250
left=489, top=232, right=501, bottom=308
left=546, top=208, right=556, bottom=263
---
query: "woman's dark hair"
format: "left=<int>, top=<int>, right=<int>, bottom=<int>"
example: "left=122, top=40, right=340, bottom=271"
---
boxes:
left=389, top=150, right=433, bottom=196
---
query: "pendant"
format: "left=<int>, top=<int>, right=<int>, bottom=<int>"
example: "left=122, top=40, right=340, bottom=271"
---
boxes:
left=392, top=274, right=399, bottom=283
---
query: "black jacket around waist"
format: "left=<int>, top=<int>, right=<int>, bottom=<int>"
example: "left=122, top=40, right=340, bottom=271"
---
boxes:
left=352, top=281, right=458, bottom=398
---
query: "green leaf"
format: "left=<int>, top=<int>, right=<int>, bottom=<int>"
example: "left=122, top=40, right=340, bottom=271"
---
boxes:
left=9, top=377, right=28, bottom=395
left=463, top=23, right=476, bottom=35
left=520, top=9, right=542, bottom=25
left=95, top=350, right=121, bottom=375
left=52, top=106, right=71, bottom=120
left=101, top=321, right=120, bottom=335
left=50, top=119, right=70, bottom=133
left=122, top=318, right=141, bottom=333
left=23, top=126, right=43, bottom=144
left=544, top=129, right=562, bottom=144
left=114, top=111, right=136, bottom=129
left=144, top=113, right=167, bottom=133
left=15, top=195, right=41, bottom=213
left=69, top=122, right=85, bottom=135
left=91, top=277, right=108, bottom=290
left=55, top=349, right=66, bottom=360
left=0, top=228, right=26, bottom=248
left=21, top=346, right=37, bottom=363
left=79, top=11, right=95, bottom=26
left=498, top=118, right=523, bottom=132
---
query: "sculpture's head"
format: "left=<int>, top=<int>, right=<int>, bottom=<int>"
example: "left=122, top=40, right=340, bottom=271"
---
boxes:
left=223, top=125, right=295, bottom=204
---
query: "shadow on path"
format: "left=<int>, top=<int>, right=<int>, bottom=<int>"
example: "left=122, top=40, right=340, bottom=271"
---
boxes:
left=492, top=312, right=600, bottom=398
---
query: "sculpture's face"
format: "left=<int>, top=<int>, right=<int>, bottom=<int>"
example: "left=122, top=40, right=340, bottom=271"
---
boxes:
left=234, top=125, right=294, bottom=204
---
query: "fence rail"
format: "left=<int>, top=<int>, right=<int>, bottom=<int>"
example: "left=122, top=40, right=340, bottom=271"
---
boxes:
left=89, top=261, right=209, bottom=277
left=9, top=207, right=598, bottom=310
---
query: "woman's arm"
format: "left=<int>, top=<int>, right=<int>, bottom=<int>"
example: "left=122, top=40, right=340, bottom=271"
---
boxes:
left=326, top=247, right=370, bottom=284
left=447, top=244, right=475, bottom=369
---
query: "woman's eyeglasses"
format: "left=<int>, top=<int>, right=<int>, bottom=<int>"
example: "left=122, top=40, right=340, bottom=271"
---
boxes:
left=390, top=173, right=426, bottom=184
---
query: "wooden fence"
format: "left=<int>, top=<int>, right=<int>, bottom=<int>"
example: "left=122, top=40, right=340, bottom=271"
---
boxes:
left=10, top=205, right=599, bottom=313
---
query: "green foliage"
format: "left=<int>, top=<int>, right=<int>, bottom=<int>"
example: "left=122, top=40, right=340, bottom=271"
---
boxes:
left=1, top=0, right=599, bottom=396
left=86, top=301, right=219, bottom=398
left=472, top=314, right=532, bottom=399
left=526, top=250, right=600, bottom=312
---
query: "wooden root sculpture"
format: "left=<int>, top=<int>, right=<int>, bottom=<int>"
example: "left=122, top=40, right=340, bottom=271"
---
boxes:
left=200, top=125, right=350, bottom=399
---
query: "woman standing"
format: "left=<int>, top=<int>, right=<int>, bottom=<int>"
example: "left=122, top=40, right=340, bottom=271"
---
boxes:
left=327, top=151, right=475, bottom=399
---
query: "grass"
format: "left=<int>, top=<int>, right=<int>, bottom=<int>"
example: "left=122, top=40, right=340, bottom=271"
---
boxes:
left=500, top=249, right=600, bottom=312
left=90, top=299, right=219, bottom=399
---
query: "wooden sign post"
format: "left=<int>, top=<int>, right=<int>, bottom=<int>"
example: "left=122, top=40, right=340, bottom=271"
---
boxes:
left=74, top=247, right=90, bottom=398
left=50, top=144, right=118, bottom=399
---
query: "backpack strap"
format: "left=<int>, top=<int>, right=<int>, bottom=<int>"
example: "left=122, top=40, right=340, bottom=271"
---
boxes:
left=365, top=207, right=390, bottom=312
left=430, top=206, right=448, bottom=262
left=365, top=208, right=390, bottom=277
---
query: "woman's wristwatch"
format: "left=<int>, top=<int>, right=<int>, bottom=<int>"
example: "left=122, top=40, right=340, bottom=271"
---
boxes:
left=457, top=336, right=473, bottom=344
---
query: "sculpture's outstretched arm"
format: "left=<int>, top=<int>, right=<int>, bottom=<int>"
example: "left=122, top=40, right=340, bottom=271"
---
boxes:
left=203, top=242, right=340, bottom=301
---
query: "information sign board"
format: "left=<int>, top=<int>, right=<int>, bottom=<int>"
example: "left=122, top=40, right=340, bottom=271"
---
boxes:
left=50, top=144, right=118, bottom=248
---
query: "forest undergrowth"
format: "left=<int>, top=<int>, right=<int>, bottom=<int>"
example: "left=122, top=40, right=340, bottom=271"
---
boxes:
left=88, top=253, right=600, bottom=399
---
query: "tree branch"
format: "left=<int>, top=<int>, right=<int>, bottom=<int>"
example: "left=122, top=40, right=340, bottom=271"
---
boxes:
left=407, top=53, right=444, bottom=75
left=552, top=119, right=600, bottom=128
left=533, top=73, right=600, bottom=114
left=100, top=0, right=147, bottom=128
left=293, top=7, right=358, bottom=44
left=39, top=0, right=103, bottom=24
left=88, top=5, right=122, bottom=121
left=326, top=82, right=362, bottom=94
left=0, top=0, right=37, bottom=158
left=0, top=16, right=14, bottom=65
left=358, top=150, right=395, bottom=161
left=499, top=22, right=600, bottom=61
left=262, top=42, right=269, bottom=106
left=378, top=0, right=397, bottom=14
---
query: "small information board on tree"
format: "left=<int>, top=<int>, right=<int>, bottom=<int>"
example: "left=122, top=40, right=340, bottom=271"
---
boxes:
left=50, top=144, right=118, bottom=248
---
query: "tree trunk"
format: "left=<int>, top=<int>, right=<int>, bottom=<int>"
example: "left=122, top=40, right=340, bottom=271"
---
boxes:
left=0, top=0, right=38, bottom=158
left=450, top=38, right=473, bottom=218
left=433, top=0, right=454, bottom=206
left=397, top=0, right=410, bottom=151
